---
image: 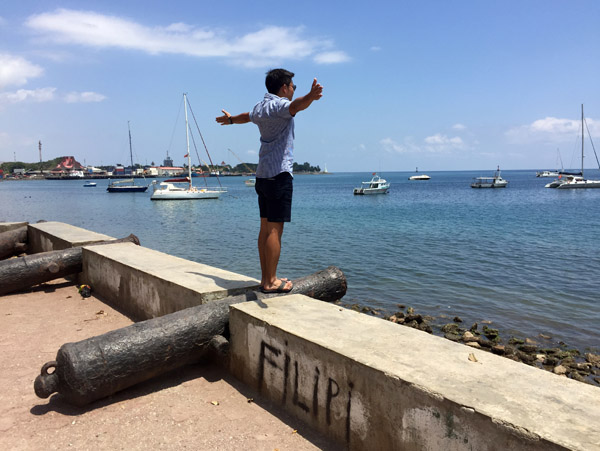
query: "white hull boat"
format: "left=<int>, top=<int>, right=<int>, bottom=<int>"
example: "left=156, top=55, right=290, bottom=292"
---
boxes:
left=556, top=176, right=600, bottom=189
left=151, top=94, right=226, bottom=200
left=151, top=179, right=225, bottom=199
left=409, top=167, right=430, bottom=180
left=471, top=166, right=508, bottom=188
left=353, top=174, right=390, bottom=195
left=536, top=170, right=560, bottom=178
left=546, top=105, right=600, bottom=189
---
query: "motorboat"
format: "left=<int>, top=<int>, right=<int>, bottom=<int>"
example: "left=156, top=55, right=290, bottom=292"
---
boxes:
left=83, top=182, right=97, bottom=187
left=150, top=93, right=226, bottom=200
left=471, top=166, right=508, bottom=188
left=409, top=167, right=430, bottom=180
left=546, top=105, right=600, bottom=189
left=245, top=178, right=256, bottom=187
left=409, top=174, right=431, bottom=181
left=353, top=173, right=390, bottom=195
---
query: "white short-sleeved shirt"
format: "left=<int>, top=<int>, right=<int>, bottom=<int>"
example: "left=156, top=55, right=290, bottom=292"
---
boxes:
left=249, top=93, right=295, bottom=178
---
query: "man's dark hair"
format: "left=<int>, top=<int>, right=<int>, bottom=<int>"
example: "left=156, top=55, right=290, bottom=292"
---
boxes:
left=265, top=68, right=295, bottom=94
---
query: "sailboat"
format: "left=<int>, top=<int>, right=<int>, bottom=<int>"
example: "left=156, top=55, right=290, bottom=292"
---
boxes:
left=546, top=105, right=600, bottom=189
left=536, top=149, right=563, bottom=177
left=107, top=122, right=148, bottom=193
left=151, top=94, right=227, bottom=200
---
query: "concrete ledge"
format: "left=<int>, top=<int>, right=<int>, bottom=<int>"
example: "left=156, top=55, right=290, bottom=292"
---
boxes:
left=0, top=221, right=28, bottom=232
left=229, top=295, right=600, bottom=450
left=82, top=242, right=260, bottom=320
left=28, top=221, right=115, bottom=253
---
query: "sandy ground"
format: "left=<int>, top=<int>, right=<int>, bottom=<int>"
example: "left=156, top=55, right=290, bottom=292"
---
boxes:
left=0, top=279, right=338, bottom=450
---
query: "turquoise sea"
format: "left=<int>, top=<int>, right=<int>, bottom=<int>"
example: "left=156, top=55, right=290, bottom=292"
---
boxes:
left=2, top=170, right=599, bottom=352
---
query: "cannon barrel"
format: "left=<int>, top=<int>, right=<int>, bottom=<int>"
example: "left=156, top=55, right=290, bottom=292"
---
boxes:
left=0, top=234, right=140, bottom=296
left=0, top=226, right=28, bottom=260
left=34, top=266, right=346, bottom=406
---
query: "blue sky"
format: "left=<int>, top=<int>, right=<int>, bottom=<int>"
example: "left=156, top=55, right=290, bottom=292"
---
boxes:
left=1, top=1, right=599, bottom=172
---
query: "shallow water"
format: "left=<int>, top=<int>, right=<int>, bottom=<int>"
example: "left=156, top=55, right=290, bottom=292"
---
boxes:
left=2, top=170, right=599, bottom=351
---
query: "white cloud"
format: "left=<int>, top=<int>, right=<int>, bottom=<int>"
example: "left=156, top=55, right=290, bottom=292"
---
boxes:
left=505, top=116, right=600, bottom=144
left=64, top=91, right=106, bottom=103
left=313, top=51, right=351, bottom=64
left=25, top=9, right=348, bottom=67
left=452, top=123, right=466, bottom=130
left=0, top=53, right=44, bottom=89
left=424, top=133, right=464, bottom=147
left=370, top=46, right=381, bottom=52
left=380, top=137, right=420, bottom=154
left=381, top=134, right=465, bottom=154
left=0, top=87, right=56, bottom=104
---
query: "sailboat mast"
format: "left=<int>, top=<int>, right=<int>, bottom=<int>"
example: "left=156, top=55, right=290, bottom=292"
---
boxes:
left=184, top=93, right=192, bottom=190
left=581, top=104, right=584, bottom=177
left=128, top=121, right=134, bottom=177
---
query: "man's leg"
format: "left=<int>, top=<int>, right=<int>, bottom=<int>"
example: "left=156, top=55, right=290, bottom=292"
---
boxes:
left=258, top=218, right=292, bottom=291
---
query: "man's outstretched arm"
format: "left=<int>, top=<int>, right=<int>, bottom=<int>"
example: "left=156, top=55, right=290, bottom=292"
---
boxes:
left=289, top=78, right=323, bottom=116
left=216, top=109, right=250, bottom=126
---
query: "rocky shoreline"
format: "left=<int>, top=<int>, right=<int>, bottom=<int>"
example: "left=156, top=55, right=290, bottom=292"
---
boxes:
left=338, top=300, right=600, bottom=387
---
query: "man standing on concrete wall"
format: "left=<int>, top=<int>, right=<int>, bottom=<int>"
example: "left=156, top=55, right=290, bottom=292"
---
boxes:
left=216, top=69, right=323, bottom=293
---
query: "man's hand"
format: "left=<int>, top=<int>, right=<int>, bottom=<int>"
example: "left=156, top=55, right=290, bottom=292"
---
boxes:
left=308, top=78, right=323, bottom=101
left=215, top=109, right=233, bottom=126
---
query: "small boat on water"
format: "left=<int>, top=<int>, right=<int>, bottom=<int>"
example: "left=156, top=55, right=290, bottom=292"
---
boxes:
left=83, top=182, right=96, bottom=187
left=409, top=167, right=430, bottom=180
left=151, top=178, right=225, bottom=200
left=150, top=93, right=226, bottom=200
left=545, top=105, right=600, bottom=189
left=245, top=178, right=256, bottom=187
left=537, top=149, right=564, bottom=177
left=536, top=170, right=560, bottom=178
left=107, top=122, right=148, bottom=193
left=353, top=173, right=390, bottom=195
left=471, top=166, right=508, bottom=188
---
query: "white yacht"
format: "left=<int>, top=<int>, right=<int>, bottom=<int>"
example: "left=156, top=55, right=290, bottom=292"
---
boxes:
left=353, top=174, right=390, bottom=195
left=409, top=167, right=430, bottom=180
left=151, top=94, right=226, bottom=200
left=546, top=105, right=600, bottom=189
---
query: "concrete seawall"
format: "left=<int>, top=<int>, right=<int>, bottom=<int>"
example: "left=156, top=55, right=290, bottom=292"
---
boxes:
left=7, top=221, right=600, bottom=450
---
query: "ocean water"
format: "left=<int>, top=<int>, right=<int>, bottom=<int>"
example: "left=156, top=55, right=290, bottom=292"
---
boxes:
left=2, top=170, right=599, bottom=352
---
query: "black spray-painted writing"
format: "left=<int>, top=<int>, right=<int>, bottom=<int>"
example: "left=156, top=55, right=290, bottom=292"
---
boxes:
left=257, top=340, right=353, bottom=442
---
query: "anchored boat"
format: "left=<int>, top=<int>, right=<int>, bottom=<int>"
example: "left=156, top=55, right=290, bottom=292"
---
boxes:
left=151, top=94, right=226, bottom=200
left=107, top=122, right=148, bottom=193
left=546, top=105, right=600, bottom=189
left=471, top=166, right=508, bottom=188
left=353, top=173, right=390, bottom=195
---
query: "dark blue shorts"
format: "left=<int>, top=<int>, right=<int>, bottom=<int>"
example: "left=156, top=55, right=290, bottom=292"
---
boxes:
left=255, top=172, right=293, bottom=222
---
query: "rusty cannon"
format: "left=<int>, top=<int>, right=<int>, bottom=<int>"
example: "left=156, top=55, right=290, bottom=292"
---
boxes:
left=0, top=225, right=28, bottom=260
left=34, top=266, right=347, bottom=407
left=0, top=234, right=140, bottom=296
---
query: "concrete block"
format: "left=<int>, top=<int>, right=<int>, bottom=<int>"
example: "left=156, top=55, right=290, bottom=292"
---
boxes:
left=230, top=295, right=600, bottom=451
left=0, top=221, right=28, bottom=232
left=28, top=221, right=114, bottom=253
left=82, top=242, right=260, bottom=320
